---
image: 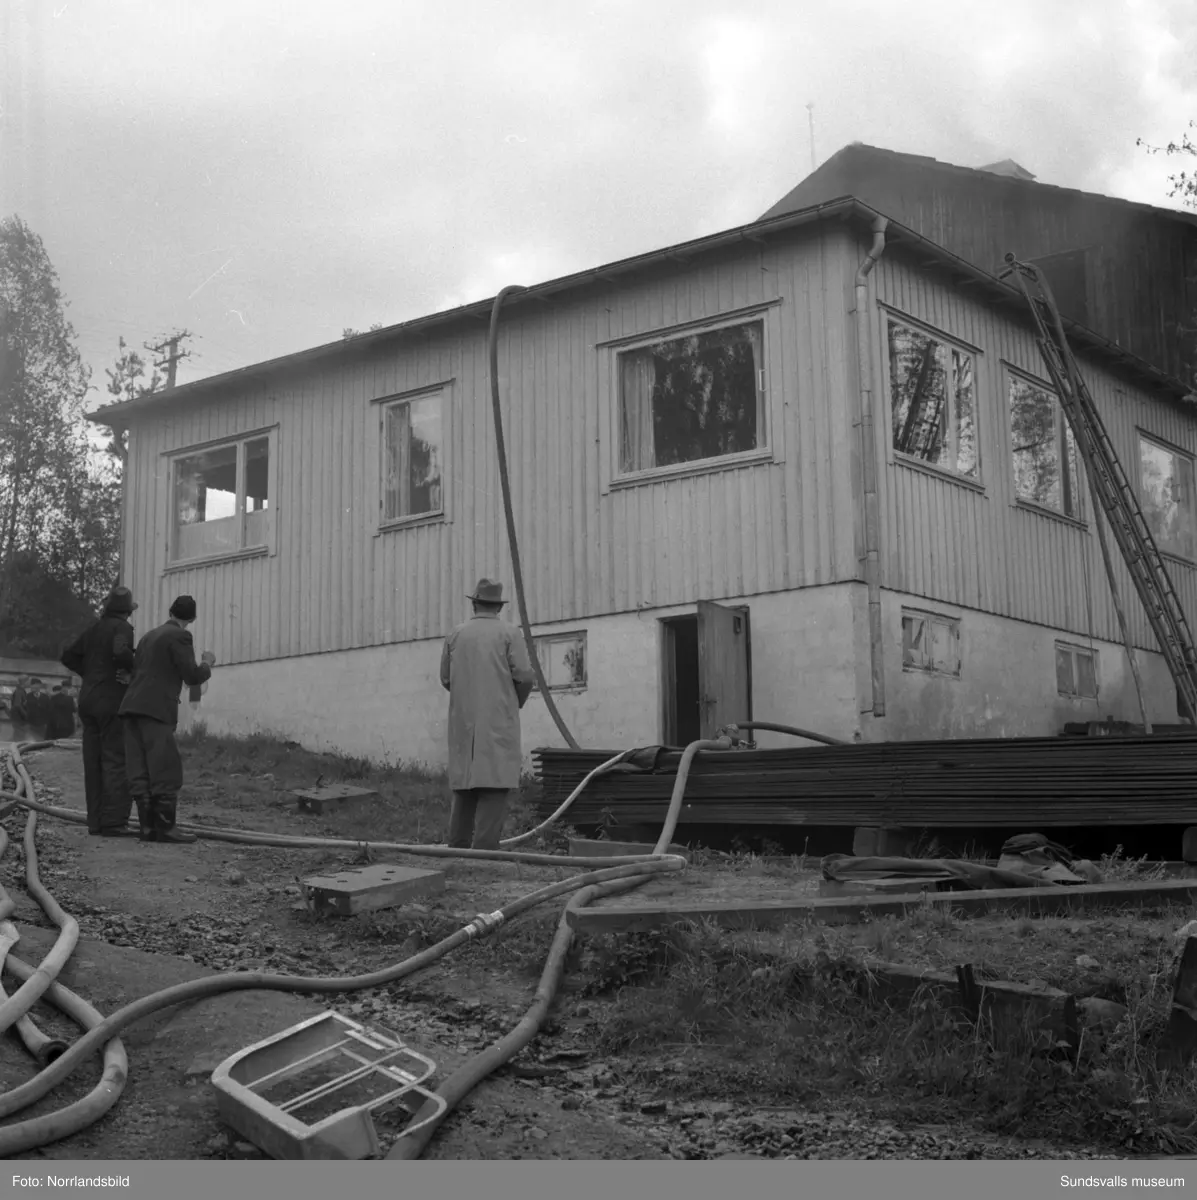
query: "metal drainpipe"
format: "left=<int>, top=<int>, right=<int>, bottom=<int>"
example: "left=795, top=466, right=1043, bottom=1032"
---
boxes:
left=854, top=217, right=889, bottom=718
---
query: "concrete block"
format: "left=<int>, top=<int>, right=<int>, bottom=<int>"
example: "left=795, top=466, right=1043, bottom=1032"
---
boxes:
left=302, top=864, right=445, bottom=917
left=1158, top=935, right=1197, bottom=1071
left=294, top=785, right=379, bottom=815
left=1182, top=827, right=1197, bottom=865
left=568, top=838, right=688, bottom=860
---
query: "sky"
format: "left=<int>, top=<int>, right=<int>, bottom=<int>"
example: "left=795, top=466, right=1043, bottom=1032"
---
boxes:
left=2, top=0, right=1196, bottom=420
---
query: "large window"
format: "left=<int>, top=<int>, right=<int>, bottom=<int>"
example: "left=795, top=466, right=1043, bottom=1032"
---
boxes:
left=1009, top=375, right=1081, bottom=519
left=886, top=317, right=977, bottom=479
left=171, top=433, right=273, bottom=563
left=1139, top=434, right=1197, bottom=561
left=381, top=392, right=443, bottom=524
left=617, top=319, right=765, bottom=476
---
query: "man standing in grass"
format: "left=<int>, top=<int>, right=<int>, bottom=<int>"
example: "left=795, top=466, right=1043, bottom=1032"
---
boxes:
left=119, top=595, right=215, bottom=844
left=439, top=579, right=536, bottom=851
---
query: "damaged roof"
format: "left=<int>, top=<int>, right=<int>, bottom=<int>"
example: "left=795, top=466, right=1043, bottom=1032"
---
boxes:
left=87, top=194, right=1194, bottom=429
left=760, top=142, right=1197, bottom=227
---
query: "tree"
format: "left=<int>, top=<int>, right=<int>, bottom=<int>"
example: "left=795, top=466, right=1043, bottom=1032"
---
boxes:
left=342, top=323, right=384, bottom=339
left=0, top=215, right=91, bottom=629
left=1137, top=121, right=1197, bottom=210
left=99, top=335, right=162, bottom=465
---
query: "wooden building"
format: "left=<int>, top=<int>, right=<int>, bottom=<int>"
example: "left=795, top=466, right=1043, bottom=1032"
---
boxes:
left=87, top=197, right=1197, bottom=767
left=763, top=143, right=1197, bottom=389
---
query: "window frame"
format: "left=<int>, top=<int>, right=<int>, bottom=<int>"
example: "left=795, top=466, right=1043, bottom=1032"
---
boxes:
left=1055, top=640, right=1098, bottom=700
left=900, top=607, right=962, bottom=678
left=603, top=304, right=781, bottom=490
left=164, top=426, right=279, bottom=570
left=1006, top=365, right=1086, bottom=525
left=530, top=630, right=588, bottom=693
left=1136, top=428, right=1197, bottom=565
left=880, top=307, right=983, bottom=488
left=373, top=383, right=450, bottom=534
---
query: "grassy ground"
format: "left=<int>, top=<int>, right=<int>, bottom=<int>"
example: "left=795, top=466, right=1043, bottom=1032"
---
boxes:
left=177, top=723, right=558, bottom=848
left=165, top=726, right=1197, bottom=1156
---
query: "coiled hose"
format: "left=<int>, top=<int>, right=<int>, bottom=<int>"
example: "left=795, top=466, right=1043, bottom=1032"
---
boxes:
left=0, top=732, right=716, bottom=1158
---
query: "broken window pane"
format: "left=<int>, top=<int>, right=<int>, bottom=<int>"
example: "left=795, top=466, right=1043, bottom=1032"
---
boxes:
left=531, top=633, right=587, bottom=691
left=1140, top=436, right=1197, bottom=561
left=174, top=444, right=240, bottom=560
left=887, top=319, right=977, bottom=478
left=903, top=611, right=962, bottom=676
left=902, top=615, right=927, bottom=669
left=383, top=395, right=443, bottom=522
left=1010, top=377, right=1080, bottom=518
left=618, top=321, right=763, bottom=474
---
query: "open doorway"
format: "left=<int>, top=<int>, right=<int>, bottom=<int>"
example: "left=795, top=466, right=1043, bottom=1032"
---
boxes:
left=661, top=601, right=752, bottom=746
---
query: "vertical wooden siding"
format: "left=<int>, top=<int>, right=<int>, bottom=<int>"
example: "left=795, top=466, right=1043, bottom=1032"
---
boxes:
left=871, top=246, right=1197, bottom=651
left=124, top=230, right=862, bottom=666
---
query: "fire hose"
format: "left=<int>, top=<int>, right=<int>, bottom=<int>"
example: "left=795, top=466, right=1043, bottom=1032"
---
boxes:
left=0, top=734, right=711, bottom=1159
left=0, top=287, right=838, bottom=1159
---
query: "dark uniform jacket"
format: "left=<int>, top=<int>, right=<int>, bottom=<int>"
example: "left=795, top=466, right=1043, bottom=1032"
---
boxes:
left=25, top=691, right=49, bottom=732
left=10, top=685, right=27, bottom=723
left=47, top=692, right=77, bottom=739
left=119, top=621, right=212, bottom=727
left=61, top=615, right=136, bottom=720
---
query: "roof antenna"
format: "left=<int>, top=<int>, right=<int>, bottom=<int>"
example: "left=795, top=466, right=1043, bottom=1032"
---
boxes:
left=806, top=102, right=816, bottom=172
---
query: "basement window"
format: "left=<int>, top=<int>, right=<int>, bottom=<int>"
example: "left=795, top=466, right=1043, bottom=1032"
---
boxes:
left=1139, top=433, right=1197, bottom=562
left=617, top=319, right=765, bottom=477
left=531, top=632, right=587, bottom=691
left=901, top=610, right=961, bottom=677
left=886, top=317, right=977, bottom=479
left=170, top=431, right=274, bottom=563
left=1009, top=373, right=1081, bottom=519
left=1056, top=641, right=1098, bottom=699
left=380, top=390, right=444, bottom=525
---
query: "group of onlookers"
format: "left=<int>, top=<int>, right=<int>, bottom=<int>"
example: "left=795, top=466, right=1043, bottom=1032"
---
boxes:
left=3, top=676, right=80, bottom=741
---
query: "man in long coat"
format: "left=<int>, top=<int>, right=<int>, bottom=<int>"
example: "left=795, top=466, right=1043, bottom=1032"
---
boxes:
left=60, top=587, right=138, bottom=836
left=118, top=594, right=214, bottom=843
left=439, top=578, right=536, bottom=851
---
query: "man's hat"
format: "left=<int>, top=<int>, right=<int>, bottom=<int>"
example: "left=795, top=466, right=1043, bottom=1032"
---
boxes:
left=169, top=595, right=198, bottom=621
left=467, top=578, right=506, bottom=605
left=104, top=586, right=138, bottom=616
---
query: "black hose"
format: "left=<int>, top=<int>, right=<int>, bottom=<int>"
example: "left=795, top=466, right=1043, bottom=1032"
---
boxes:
left=725, top=721, right=846, bottom=747
left=487, top=285, right=580, bottom=751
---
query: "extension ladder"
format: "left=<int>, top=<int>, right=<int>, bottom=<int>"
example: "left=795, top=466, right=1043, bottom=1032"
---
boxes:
left=1000, top=253, right=1197, bottom=722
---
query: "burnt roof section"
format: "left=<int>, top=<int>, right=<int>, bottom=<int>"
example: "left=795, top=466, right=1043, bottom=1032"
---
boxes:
left=87, top=195, right=1194, bottom=429
left=761, top=142, right=1197, bottom=227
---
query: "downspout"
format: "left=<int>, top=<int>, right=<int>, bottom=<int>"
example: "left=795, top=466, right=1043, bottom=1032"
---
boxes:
left=854, top=217, right=889, bottom=718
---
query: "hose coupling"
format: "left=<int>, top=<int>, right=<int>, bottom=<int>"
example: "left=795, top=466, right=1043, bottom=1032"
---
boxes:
left=463, top=910, right=506, bottom=940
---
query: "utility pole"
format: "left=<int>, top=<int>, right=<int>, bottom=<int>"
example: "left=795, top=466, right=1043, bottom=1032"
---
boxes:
left=146, top=330, right=192, bottom=389
left=806, top=103, right=817, bottom=172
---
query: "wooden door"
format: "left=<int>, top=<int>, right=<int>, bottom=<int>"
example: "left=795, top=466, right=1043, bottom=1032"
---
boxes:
left=696, top=600, right=751, bottom=739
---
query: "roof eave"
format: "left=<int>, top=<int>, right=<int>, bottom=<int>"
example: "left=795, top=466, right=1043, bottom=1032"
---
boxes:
left=86, top=196, right=869, bottom=428
left=86, top=193, right=1190, bottom=425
